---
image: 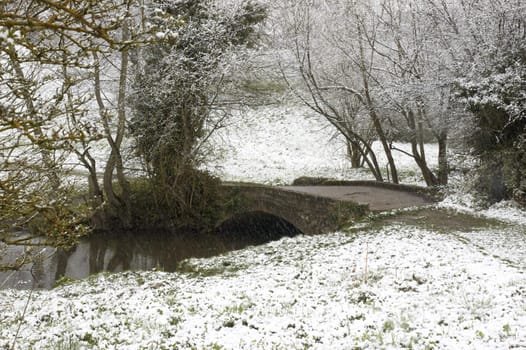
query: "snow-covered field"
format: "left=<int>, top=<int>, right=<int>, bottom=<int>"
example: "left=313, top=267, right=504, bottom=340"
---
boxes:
left=1, top=105, right=526, bottom=349
left=205, top=105, right=432, bottom=186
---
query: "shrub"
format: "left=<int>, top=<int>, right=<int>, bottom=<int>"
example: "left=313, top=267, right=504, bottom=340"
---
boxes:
left=129, top=168, right=223, bottom=232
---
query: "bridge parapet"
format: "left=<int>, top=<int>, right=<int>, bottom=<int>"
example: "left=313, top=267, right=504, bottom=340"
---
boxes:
left=219, top=184, right=369, bottom=235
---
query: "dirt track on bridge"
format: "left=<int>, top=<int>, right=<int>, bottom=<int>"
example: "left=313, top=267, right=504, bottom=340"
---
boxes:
left=281, top=185, right=433, bottom=211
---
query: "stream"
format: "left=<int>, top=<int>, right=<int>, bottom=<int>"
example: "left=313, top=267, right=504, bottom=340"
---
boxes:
left=0, top=212, right=301, bottom=289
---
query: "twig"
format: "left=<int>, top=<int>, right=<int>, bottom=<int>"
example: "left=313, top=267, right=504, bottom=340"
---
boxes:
left=11, top=279, right=34, bottom=350
left=11, top=249, right=44, bottom=350
left=0, top=271, right=17, bottom=289
left=364, top=240, right=369, bottom=283
left=391, top=145, right=415, bottom=159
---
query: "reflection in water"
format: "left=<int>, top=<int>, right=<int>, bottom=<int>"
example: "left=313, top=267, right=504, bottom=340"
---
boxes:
left=0, top=212, right=301, bottom=289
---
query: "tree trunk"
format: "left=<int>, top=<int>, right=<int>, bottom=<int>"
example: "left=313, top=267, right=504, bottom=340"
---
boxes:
left=347, top=140, right=362, bottom=168
left=93, top=20, right=132, bottom=230
left=437, top=131, right=448, bottom=185
left=356, top=140, right=383, bottom=181
left=113, top=19, right=132, bottom=229
left=7, top=43, right=61, bottom=189
left=342, top=129, right=383, bottom=181
left=412, top=142, right=438, bottom=186
left=365, top=93, right=399, bottom=183
left=356, top=18, right=398, bottom=184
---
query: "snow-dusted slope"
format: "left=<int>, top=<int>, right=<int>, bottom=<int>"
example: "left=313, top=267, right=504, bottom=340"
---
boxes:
left=1, top=225, right=524, bottom=349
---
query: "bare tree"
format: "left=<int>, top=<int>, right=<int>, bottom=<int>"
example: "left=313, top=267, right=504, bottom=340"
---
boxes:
left=276, top=0, right=400, bottom=182
left=274, top=0, right=491, bottom=186
left=364, top=0, right=455, bottom=186
left=0, top=0, right=149, bottom=270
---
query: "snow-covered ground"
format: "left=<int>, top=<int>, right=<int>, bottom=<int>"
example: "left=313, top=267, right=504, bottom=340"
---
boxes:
left=205, top=105, right=435, bottom=186
left=1, top=224, right=525, bottom=349
left=1, top=105, right=525, bottom=349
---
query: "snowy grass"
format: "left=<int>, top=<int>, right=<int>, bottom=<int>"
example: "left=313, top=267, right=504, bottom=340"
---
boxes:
left=1, top=104, right=526, bottom=349
left=204, top=105, right=437, bottom=186
left=1, top=222, right=525, bottom=349
left=440, top=194, right=526, bottom=227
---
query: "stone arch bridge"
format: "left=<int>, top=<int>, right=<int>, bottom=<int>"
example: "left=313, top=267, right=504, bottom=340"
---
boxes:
left=219, top=181, right=435, bottom=235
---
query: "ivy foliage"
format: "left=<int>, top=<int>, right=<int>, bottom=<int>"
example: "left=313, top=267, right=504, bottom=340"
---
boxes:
left=128, top=0, right=267, bottom=229
left=458, top=20, right=526, bottom=204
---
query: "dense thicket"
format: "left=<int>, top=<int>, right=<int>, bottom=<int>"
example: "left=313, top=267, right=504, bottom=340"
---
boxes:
left=460, top=47, right=526, bottom=204
left=455, top=2, right=526, bottom=204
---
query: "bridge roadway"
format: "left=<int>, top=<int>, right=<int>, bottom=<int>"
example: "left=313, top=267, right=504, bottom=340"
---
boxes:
left=280, top=185, right=432, bottom=211
left=220, top=181, right=435, bottom=235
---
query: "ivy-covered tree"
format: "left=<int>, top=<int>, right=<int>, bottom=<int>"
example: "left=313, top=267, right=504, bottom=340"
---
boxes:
left=128, top=0, right=266, bottom=229
left=454, top=1, right=526, bottom=204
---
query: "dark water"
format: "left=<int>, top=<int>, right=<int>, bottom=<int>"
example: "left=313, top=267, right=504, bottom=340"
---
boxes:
left=0, top=212, right=301, bottom=289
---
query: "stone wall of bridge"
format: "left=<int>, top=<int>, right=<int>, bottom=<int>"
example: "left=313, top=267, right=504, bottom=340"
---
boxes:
left=219, top=184, right=369, bottom=235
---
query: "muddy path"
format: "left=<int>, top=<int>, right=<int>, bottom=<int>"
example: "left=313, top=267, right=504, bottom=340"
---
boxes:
left=361, top=207, right=526, bottom=271
left=374, top=207, right=506, bottom=232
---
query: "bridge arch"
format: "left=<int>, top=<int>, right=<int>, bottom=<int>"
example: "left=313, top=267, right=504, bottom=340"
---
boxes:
left=214, top=210, right=302, bottom=239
